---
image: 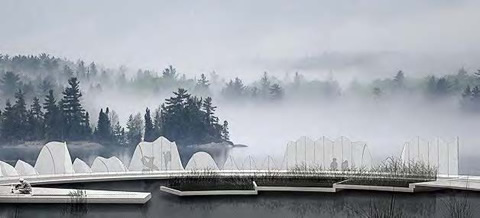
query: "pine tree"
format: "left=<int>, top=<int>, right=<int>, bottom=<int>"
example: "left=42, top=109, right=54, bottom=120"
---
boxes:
left=28, top=97, right=44, bottom=140
left=144, top=108, right=155, bottom=142
left=126, top=113, right=143, bottom=146
left=12, top=89, right=28, bottom=140
left=152, top=106, right=163, bottom=140
left=1, top=100, right=15, bottom=141
left=43, top=90, right=64, bottom=141
left=221, top=120, right=230, bottom=141
left=269, top=83, right=284, bottom=100
left=161, top=89, right=229, bottom=146
left=260, top=72, right=271, bottom=98
left=83, top=112, right=91, bottom=137
left=61, top=77, right=86, bottom=140
left=0, top=72, right=21, bottom=98
left=222, top=77, right=245, bottom=98
left=202, top=97, right=218, bottom=126
left=95, top=108, right=112, bottom=142
left=195, top=73, right=210, bottom=95
left=113, top=121, right=126, bottom=145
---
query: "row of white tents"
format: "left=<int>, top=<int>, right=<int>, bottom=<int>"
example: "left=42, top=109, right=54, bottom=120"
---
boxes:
left=0, top=136, right=459, bottom=177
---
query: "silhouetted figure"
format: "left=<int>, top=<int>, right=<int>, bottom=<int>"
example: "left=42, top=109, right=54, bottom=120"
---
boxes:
left=342, top=160, right=349, bottom=170
left=163, top=151, right=171, bottom=170
left=141, top=156, right=159, bottom=171
left=15, top=178, right=32, bottom=194
left=330, top=158, right=338, bottom=171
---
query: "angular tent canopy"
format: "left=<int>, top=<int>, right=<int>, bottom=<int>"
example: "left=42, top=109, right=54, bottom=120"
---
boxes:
left=185, top=152, right=219, bottom=170
left=129, top=137, right=183, bottom=171
left=15, top=160, right=38, bottom=176
left=91, top=156, right=128, bottom=173
left=401, top=137, right=459, bottom=175
left=0, top=161, right=18, bottom=177
left=73, top=158, right=92, bottom=173
left=34, top=142, right=74, bottom=175
left=222, top=156, right=241, bottom=170
left=285, top=136, right=372, bottom=170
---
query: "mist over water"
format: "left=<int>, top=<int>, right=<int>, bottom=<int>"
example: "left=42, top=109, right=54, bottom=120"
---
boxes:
left=85, top=86, right=480, bottom=174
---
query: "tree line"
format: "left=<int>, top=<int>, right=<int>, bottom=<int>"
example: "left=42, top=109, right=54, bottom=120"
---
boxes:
left=2, top=53, right=480, bottom=111
left=0, top=76, right=229, bottom=148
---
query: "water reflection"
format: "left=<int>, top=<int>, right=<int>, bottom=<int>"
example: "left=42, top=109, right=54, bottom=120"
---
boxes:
left=1, top=180, right=480, bottom=218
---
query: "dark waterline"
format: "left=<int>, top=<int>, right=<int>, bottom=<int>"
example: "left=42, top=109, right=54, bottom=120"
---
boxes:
left=1, top=180, right=479, bottom=218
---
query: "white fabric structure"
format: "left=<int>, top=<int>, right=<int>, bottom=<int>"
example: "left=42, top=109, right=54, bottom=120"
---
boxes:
left=34, top=142, right=74, bottom=175
left=129, top=137, right=183, bottom=171
left=241, top=156, right=258, bottom=170
left=222, top=156, right=241, bottom=170
left=0, top=161, right=18, bottom=177
left=15, top=160, right=38, bottom=176
left=185, top=152, right=219, bottom=170
left=73, top=158, right=92, bottom=173
left=258, top=156, right=283, bottom=171
left=401, top=137, right=459, bottom=175
left=285, top=136, right=372, bottom=170
left=91, top=156, right=128, bottom=173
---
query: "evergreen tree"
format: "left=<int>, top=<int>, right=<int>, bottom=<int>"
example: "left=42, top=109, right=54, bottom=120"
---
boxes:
left=152, top=106, right=163, bottom=140
left=28, top=97, right=44, bottom=140
left=126, top=113, right=143, bottom=146
left=162, top=65, right=177, bottom=80
left=61, top=77, right=86, bottom=140
left=269, top=83, right=284, bottom=100
left=202, top=97, right=218, bottom=126
left=222, top=77, right=245, bottom=98
left=43, top=90, right=62, bottom=140
left=112, top=121, right=126, bottom=145
left=12, top=89, right=28, bottom=140
left=144, top=108, right=155, bottom=142
left=260, top=72, right=271, bottom=98
left=1, top=100, right=15, bottom=141
left=64, top=65, right=74, bottom=78
left=0, top=72, right=21, bottom=98
left=89, top=62, right=98, bottom=78
left=95, top=108, right=112, bottom=142
left=221, top=120, right=230, bottom=141
left=195, top=73, right=210, bottom=95
left=161, top=89, right=228, bottom=146
left=83, top=111, right=92, bottom=137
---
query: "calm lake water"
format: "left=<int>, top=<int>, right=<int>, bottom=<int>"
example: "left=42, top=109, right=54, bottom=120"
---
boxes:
left=1, top=180, right=479, bottom=218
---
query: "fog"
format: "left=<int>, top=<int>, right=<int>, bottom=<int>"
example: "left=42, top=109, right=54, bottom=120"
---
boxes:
left=92, top=89, right=480, bottom=157
left=2, top=0, right=480, bottom=81
left=1, top=1, right=480, bottom=173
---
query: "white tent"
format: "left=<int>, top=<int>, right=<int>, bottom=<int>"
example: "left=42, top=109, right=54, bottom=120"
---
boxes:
left=185, top=152, right=219, bottom=170
left=0, top=161, right=18, bottom=177
left=401, top=137, right=459, bottom=175
left=222, top=155, right=241, bottom=170
left=15, top=160, right=38, bottom=176
left=129, top=137, right=183, bottom=171
left=34, top=142, right=74, bottom=175
left=285, top=136, right=372, bottom=170
left=91, top=156, right=127, bottom=173
left=73, top=158, right=92, bottom=173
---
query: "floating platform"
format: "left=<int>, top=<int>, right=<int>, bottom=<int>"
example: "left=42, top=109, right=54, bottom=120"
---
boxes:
left=0, top=186, right=151, bottom=204
left=414, top=176, right=480, bottom=191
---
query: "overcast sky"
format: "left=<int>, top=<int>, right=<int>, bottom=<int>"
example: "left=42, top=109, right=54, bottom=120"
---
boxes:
left=1, top=0, right=480, bottom=82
